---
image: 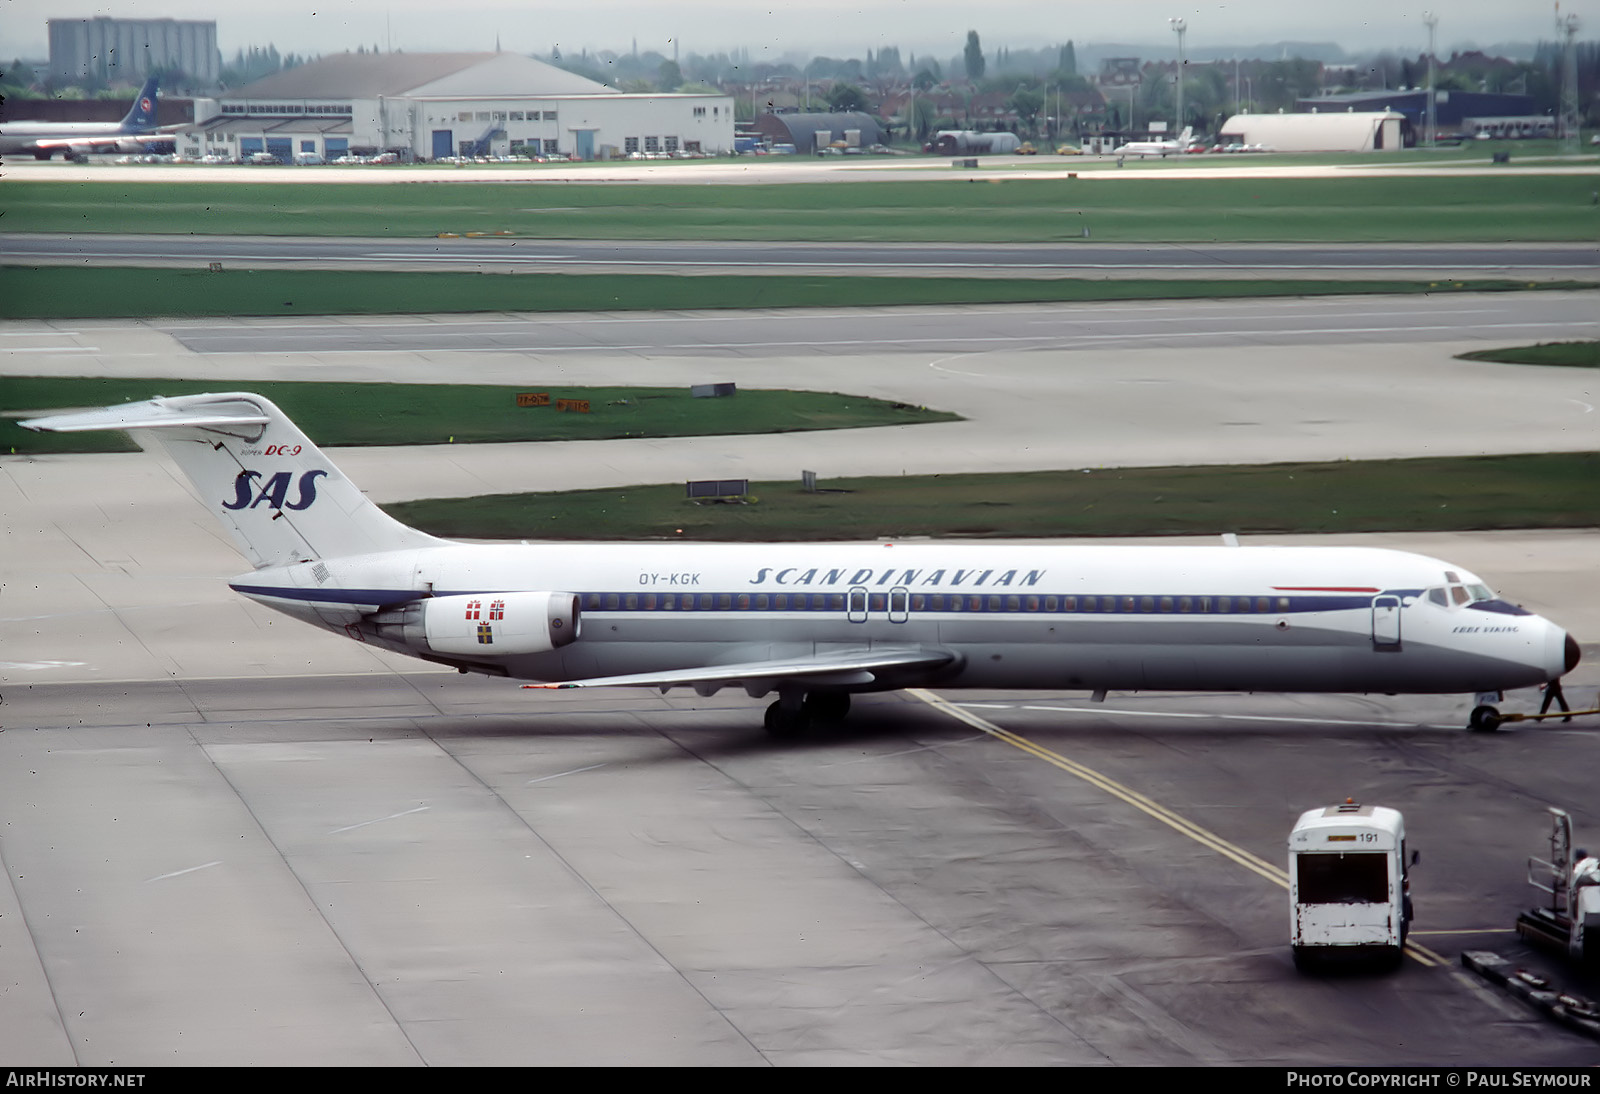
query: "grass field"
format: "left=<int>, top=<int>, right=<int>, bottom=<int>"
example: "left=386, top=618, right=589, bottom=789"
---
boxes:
left=0, top=377, right=956, bottom=455
left=1457, top=341, right=1600, bottom=367
left=384, top=452, right=1600, bottom=542
left=6, top=174, right=1596, bottom=242
left=2, top=266, right=1581, bottom=320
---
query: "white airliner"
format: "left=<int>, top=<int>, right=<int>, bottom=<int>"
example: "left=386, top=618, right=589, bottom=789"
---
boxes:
left=0, top=77, right=171, bottom=160
left=23, top=392, right=1580, bottom=737
left=1116, top=126, right=1194, bottom=158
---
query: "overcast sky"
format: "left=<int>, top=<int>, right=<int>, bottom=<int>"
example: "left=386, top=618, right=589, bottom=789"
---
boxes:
left=1, top=1, right=1575, bottom=62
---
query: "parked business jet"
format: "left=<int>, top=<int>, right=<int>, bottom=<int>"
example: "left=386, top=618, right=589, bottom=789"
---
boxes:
left=23, top=393, right=1580, bottom=737
left=1116, top=126, right=1194, bottom=158
left=0, top=77, right=169, bottom=160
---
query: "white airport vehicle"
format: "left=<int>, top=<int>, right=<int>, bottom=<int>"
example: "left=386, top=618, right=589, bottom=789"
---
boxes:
left=1289, top=801, right=1413, bottom=969
left=1520, top=807, right=1600, bottom=966
left=21, top=392, right=1580, bottom=737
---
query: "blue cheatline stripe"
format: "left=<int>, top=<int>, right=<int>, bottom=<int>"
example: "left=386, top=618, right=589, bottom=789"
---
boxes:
left=232, top=584, right=1415, bottom=616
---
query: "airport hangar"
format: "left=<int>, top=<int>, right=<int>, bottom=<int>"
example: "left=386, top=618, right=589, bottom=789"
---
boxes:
left=174, top=51, right=735, bottom=162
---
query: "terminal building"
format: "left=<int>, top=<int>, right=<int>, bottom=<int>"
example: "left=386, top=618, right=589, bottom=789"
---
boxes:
left=1293, top=89, right=1538, bottom=136
left=178, top=51, right=734, bottom=162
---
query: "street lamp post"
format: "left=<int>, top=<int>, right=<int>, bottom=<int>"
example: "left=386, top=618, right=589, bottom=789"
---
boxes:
left=1170, top=17, right=1187, bottom=136
left=1423, top=11, right=1438, bottom=146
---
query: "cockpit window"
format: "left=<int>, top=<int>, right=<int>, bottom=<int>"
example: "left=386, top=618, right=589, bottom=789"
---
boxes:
left=1427, top=582, right=1498, bottom=608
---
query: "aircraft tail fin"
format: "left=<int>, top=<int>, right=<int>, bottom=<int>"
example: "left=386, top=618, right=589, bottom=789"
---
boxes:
left=121, top=77, right=159, bottom=131
left=21, top=392, right=442, bottom=569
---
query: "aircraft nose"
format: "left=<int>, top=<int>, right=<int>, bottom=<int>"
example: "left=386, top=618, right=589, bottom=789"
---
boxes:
left=1547, top=625, right=1581, bottom=680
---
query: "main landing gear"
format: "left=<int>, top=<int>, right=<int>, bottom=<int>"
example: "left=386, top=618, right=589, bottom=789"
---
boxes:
left=763, top=690, right=852, bottom=739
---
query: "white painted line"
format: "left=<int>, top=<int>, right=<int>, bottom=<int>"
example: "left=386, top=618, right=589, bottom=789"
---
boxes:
left=0, top=346, right=102, bottom=353
left=329, top=804, right=429, bottom=834
left=146, top=860, right=222, bottom=883
left=526, top=762, right=608, bottom=785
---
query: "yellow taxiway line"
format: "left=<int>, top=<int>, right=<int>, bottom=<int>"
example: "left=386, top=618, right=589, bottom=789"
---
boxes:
left=909, top=689, right=1446, bottom=967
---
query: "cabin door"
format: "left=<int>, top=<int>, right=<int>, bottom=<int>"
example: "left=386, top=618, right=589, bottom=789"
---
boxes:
left=1371, top=596, right=1402, bottom=650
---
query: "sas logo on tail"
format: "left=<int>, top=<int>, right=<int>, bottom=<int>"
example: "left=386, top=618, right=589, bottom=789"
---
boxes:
left=224, top=469, right=328, bottom=511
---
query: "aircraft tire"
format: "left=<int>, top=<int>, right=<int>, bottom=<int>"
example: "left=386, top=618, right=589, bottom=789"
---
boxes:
left=763, top=700, right=810, bottom=740
left=1468, top=705, right=1503, bottom=732
left=802, top=692, right=851, bottom=724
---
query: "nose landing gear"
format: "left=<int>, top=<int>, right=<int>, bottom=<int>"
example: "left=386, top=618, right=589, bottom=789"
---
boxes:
left=1469, top=704, right=1504, bottom=732
left=1469, top=677, right=1598, bottom=732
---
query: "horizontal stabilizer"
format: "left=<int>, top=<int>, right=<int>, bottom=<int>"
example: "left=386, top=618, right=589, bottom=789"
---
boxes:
left=525, top=646, right=956, bottom=692
left=21, top=398, right=269, bottom=434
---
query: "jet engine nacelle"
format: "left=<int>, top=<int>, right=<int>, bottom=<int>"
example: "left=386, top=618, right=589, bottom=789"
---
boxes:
left=422, top=592, right=580, bottom=657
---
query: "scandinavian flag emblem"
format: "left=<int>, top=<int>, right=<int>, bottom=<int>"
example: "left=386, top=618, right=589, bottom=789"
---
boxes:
left=489, top=599, right=505, bottom=620
left=477, top=622, right=494, bottom=645
left=464, top=599, right=482, bottom=620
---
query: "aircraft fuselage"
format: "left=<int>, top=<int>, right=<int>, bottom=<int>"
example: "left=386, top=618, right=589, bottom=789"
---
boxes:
left=232, top=541, right=1572, bottom=696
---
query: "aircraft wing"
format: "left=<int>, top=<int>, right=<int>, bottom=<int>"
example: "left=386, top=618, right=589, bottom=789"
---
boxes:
left=32, top=126, right=184, bottom=151
left=524, top=645, right=957, bottom=694
left=34, top=135, right=143, bottom=150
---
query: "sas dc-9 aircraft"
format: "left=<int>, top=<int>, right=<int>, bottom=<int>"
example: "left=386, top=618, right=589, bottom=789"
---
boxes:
left=23, top=393, right=1581, bottom=737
